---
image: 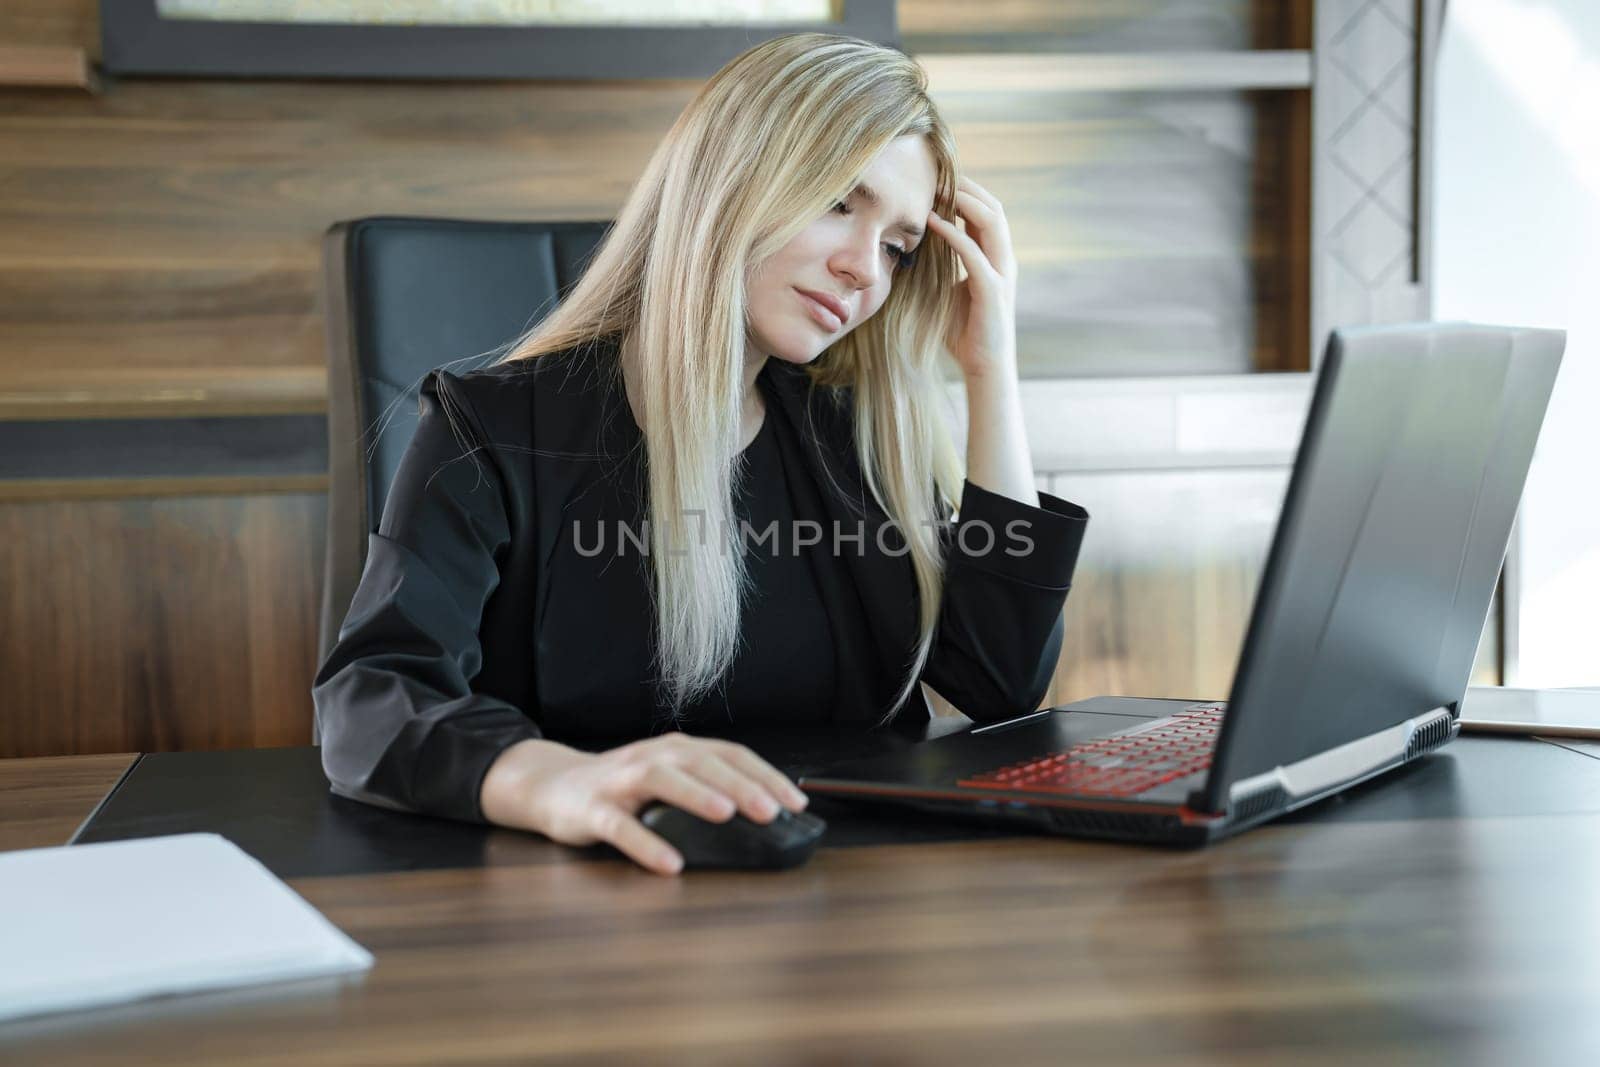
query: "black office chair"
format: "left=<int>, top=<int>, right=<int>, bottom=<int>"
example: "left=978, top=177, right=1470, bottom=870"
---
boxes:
left=317, top=216, right=611, bottom=674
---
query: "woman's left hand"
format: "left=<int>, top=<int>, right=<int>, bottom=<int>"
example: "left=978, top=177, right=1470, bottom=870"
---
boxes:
left=925, top=175, right=1019, bottom=382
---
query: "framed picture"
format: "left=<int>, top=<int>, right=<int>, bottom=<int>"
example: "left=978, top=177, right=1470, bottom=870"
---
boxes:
left=100, top=0, right=898, bottom=81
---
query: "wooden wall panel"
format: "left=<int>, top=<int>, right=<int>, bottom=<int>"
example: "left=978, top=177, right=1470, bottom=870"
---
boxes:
left=1038, top=465, right=1499, bottom=711
left=930, top=89, right=1301, bottom=378
left=0, top=0, right=1312, bottom=410
left=1045, top=467, right=1288, bottom=704
left=0, top=76, right=698, bottom=399
left=0, top=492, right=325, bottom=757
left=908, top=0, right=1313, bottom=376
left=0, top=0, right=95, bottom=52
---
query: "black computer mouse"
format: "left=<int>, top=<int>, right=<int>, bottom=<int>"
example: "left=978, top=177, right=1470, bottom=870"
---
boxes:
left=638, top=801, right=827, bottom=870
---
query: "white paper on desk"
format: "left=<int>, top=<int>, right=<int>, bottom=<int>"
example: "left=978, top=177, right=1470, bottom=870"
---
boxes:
left=0, top=832, right=374, bottom=1023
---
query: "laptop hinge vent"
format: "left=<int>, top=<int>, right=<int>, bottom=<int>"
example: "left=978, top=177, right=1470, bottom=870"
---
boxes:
left=1230, top=783, right=1288, bottom=821
left=1405, top=713, right=1455, bottom=759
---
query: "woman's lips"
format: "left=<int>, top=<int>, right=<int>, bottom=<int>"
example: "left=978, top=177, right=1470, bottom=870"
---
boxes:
left=796, top=289, right=844, bottom=331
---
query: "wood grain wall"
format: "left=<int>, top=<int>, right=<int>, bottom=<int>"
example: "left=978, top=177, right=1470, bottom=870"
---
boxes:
left=1, top=0, right=1309, bottom=415
left=0, top=19, right=695, bottom=414
left=1042, top=466, right=1502, bottom=708
left=0, top=491, right=325, bottom=756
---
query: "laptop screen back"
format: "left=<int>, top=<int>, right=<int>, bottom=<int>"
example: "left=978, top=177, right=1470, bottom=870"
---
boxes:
left=1200, top=323, right=1565, bottom=810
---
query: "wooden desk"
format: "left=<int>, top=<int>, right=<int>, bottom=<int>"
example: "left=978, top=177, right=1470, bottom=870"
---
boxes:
left=4, top=739, right=1600, bottom=1064
left=0, top=752, right=136, bottom=853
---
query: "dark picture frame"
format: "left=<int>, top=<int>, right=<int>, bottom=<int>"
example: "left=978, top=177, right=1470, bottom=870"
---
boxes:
left=99, top=0, right=898, bottom=81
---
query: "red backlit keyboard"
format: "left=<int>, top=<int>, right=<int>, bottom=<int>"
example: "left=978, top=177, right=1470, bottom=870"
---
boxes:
left=957, top=702, right=1226, bottom=798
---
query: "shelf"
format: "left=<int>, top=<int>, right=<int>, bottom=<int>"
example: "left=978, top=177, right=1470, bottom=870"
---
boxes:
left=0, top=474, right=329, bottom=502
left=916, top=50, right=1313, bottom=94
left=0, top=367, right=327, bottom=421
left=0, top=45, right=97, bottom=91
left=945, top=372, right=1314, bottom=474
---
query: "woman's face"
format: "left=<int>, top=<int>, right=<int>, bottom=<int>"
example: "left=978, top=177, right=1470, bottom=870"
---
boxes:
left=745, top=134, right=938, bottom=366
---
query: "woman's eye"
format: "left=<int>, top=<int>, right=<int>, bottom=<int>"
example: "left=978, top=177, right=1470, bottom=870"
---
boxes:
left=831, top=200, right=916, bottom=270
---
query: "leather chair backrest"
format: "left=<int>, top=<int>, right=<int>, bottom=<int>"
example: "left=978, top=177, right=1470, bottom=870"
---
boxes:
left=319, top=216, right=610, bottom=667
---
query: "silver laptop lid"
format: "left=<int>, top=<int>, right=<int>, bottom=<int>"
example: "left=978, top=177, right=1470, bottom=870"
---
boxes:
left=1197, top=322, right=1565, bottom=812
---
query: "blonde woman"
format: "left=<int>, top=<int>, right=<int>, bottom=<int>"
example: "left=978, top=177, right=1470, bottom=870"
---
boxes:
left=314, top=32, right=1089, bottom=875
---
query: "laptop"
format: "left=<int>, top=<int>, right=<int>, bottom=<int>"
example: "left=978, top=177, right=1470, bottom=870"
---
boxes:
left=800, top=322, right=1566, bottom=844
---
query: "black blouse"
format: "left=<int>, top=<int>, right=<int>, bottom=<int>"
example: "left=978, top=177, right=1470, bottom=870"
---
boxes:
left=313, top=336, right=1090, bottom=824
left=546, top=400, right=837, bottom=735
left=711, top=410, right=837, bottom=725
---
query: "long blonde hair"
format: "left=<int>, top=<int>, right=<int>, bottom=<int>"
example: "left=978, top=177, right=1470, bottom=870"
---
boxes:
left=499, top=32, right=965, bottom=727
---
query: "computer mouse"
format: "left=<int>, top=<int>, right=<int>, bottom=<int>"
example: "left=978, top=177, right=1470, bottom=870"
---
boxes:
left=638, top=801, right=827, bottom=870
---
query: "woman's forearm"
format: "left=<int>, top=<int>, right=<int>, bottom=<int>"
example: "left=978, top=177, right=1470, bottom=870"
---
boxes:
left=961, top=368, right=1039, bottom=508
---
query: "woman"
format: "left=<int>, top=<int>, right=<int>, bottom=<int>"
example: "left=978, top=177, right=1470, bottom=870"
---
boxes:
left=313, top=32, right=1089, bottom=876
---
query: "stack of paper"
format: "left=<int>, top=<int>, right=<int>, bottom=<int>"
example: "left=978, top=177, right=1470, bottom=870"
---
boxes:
left=0, top=833, right=374, bottom=1023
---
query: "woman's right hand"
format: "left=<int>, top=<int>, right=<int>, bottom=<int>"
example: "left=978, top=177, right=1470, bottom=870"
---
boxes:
left=479, top=733, right=810, bottom=875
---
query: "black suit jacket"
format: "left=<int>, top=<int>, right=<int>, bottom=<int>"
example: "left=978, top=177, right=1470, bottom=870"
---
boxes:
left=313, top=336, right=1089, bottom=823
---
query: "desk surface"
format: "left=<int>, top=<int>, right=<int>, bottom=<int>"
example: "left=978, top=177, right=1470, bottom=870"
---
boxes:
left=4, top=735, right=1600, bottom=1065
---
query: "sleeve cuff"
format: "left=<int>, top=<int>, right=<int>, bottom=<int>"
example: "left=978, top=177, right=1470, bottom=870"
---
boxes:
left=414, top=712, right=544, bottom=825
left=947, top=478, right=1089, bottom=588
